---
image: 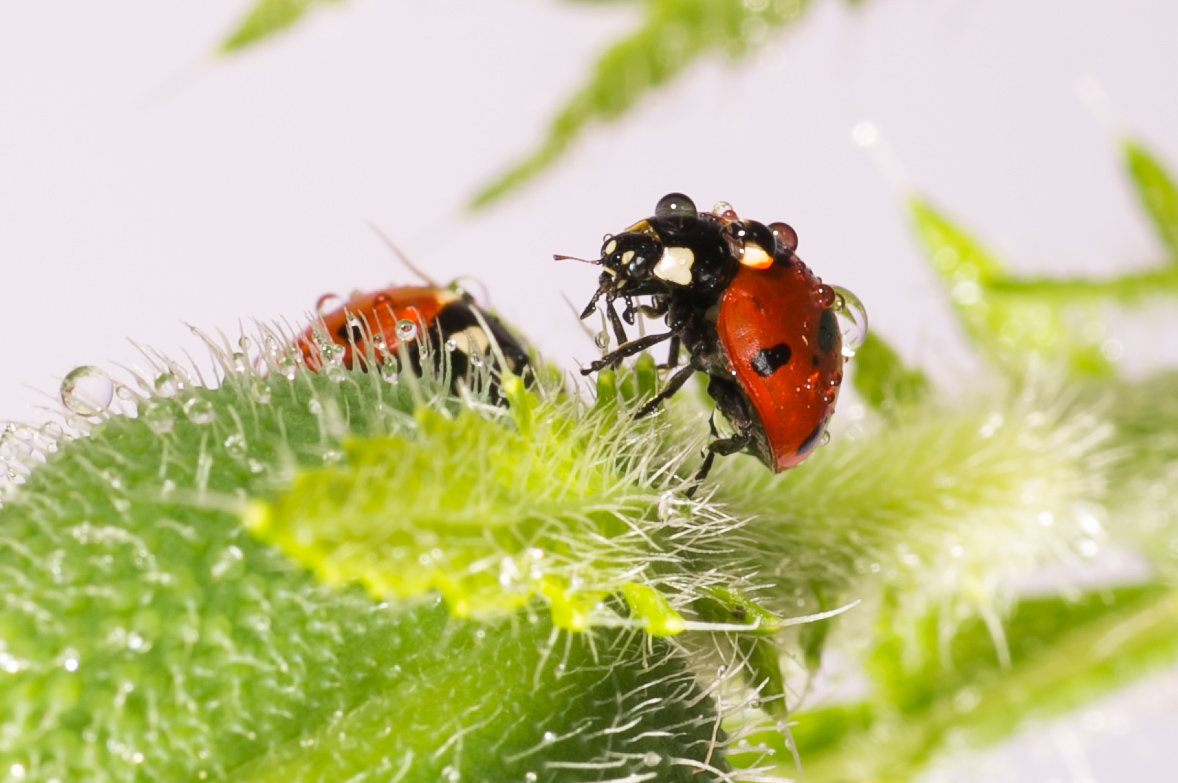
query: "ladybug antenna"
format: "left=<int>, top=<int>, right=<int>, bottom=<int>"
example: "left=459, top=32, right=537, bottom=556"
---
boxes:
left=366, top=221, right=443, bottom=288
left=553, top=253, right=600, bottom=266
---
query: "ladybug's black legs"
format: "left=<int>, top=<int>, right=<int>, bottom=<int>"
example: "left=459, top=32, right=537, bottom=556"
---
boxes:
left=583, top=331, right=675, bottom=374
left=635, top=363, right=697, bottom=418
left=660, top=335, right=681, bottom=370
left=690, top=431, right=751, bottom=493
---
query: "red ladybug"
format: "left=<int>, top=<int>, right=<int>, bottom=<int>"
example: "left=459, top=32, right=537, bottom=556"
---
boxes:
left=298, top=284, right=530, bottom=391
left=567, top=193, right=864, bottom=480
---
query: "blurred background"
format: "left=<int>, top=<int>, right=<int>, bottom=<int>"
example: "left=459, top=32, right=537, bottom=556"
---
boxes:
left=2, top=0, right=1176, bottom=779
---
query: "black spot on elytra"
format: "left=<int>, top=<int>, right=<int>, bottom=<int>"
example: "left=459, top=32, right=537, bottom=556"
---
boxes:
left=336, top=322, right=366, bottom=344
left=818, top=309, right=839, bottom=355
left=751, top=343, right=792, bottom=377
left=796, top=419, right=827, bottom=457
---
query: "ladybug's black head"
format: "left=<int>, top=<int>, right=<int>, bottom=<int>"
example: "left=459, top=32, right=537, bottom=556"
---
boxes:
left=598, top=231, right=664, bottom=292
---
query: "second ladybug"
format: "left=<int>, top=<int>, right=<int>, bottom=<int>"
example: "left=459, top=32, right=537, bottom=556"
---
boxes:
left=298, top=284, right=530, bottom=394
left=566, top=193, right=865, bottom=480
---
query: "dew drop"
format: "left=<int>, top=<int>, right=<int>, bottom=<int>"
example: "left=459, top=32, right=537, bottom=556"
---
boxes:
left=153, top=372, right=180, bottom=397
left=524, top=773, right=538, bottom=783
left=396, top=320, right=419, bottom=342
left=594, top=330, right=610, bottom=349
left=654, top=192, right=698, bottom=220
left=445, top=338, right=459, bottom=352
left=441, top=766, right=460, bottom=783
left=139, top=400, right=175, bottom=434
left=223, top=433, right=247, bottom=459
left=831, top=286, right=868, bottom=358
left=379, top=361, right=400, bottom=385
left=316, top=293, right=343, bottom=315
left=712, top=201, right=738, bottom=220
left=182, top=397, right=216, bottom=425
left=768, top=221, right=798, bottom=252
left=642, top=751, right=662, bottom=767
left=252, top=383, right=272, bottom=404
left=542, top=731, right=557, bottom=744
left=60, top=366, right=114, bottom=416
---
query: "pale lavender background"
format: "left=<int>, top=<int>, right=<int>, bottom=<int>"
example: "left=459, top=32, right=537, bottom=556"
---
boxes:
left=2, top=0, right=1177, bottom=779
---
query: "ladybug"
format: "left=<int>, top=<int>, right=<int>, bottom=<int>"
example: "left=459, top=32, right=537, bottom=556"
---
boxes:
left=566, top=193, right=864, bottom=480
left=298, top=284, right=530, bottom=393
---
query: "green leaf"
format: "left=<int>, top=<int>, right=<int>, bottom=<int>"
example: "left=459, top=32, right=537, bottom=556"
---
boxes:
left=470, top=0, right=816, bottom=208
left=1125, top=138, right=1178, bottom=261
left=777, top=586, right=1178, bottom=782
left=909, top=197, right=1111, bottom=376
left=221, top=0, right=344, bottom=54
left=848, top=332, right=931, bottom=411
left=0, top=349, right=758, bottom=780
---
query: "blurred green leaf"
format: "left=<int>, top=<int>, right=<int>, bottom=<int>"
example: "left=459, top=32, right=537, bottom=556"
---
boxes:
left=1125, top=138, right=1178, bottom=261
left=221, top=0, right=345, bottom=53
left=769, top=586, right=1178, bottom=782
left=849, top=332, right=931, bottom=411
left=471, top=0, right=820, bottom=208
left=909, top=197, right=1112, bottom=376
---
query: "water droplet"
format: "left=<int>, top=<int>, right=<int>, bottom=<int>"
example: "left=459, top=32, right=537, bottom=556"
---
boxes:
left=379, top=361, right=400, bottom=384
left=251, top=383, right=272, bottom=404
left=316, top=293, right=343, bottom=315
left=182, top=397, right=216, bottom=425
left=210, top=545, right=245, bottom=580
left=542, top=731, right=557, bottom=744
left=594, top=330, right=610, bottom=349
left=654, top=192, right=697, bottom=220
left=831, top=286, right=868, bottom=358
left=115, top=384, right=136, bottom=401
left=445, top=338, right=459, bottom=352
left=712, top=200, right=738, bottom=220
left=60, top=366, right=114, bottom=416
left=524, top=772, right=538, bottom=783
left=819, top=430, right=832, bottom=446
left=140, top=400, right=175, bottom=434
left=223, top=433, right=247, bottom=459
left=231, top=352, right=250, bottom=374
left=396, top=320, right=419, bottom=342
left=441, top=766, right=460, bottom=783
left=642, top=751, right=661, bottom=767
left=768, top=221, right=798, bottom=252
left=153, top=372, right=180, bottom=397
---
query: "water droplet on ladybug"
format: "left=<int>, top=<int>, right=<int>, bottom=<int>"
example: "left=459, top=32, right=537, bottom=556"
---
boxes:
left=594, top=330, right=610, bottom=349
left=819, top=429, right=832, bottom=446
left=812, top=284, right=836, bottom=309
left=655, top=192, right=698, bottom=220
left=768, top=221, right=798, bottom=253
left=831, top=286, right=868, bottom=358
left=60, top=366, right=114, bottom=416
left=712, top=201, right=739, bottom=221
left=316, top=293, right=343, bottom=315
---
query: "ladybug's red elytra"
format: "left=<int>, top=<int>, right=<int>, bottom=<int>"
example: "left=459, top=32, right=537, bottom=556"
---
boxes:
left=298, top=284, right=530, bottom=393
left=567, top=193, right=865, bottom=481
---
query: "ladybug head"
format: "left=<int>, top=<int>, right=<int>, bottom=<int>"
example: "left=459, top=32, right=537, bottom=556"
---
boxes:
left=598, top=231, right=664, bottom=292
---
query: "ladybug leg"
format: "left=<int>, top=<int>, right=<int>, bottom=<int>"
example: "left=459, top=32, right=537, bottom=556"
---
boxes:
left=689, top=431, right=751, bottom=494
left=659, top=334, right=681, bottom=370
left=603, top=295, right=630, bottom=346
left=582, top=331, right=675, bottom=374
left=635, top=363, right=697, bottom=418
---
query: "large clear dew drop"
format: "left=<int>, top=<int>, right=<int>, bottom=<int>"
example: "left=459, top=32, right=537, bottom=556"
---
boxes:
left=831, top=286, right=868, bottom=358
left=60, top=366, right=115, bottom=416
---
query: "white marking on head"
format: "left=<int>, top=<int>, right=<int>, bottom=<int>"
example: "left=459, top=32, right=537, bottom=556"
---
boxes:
left=604, top=239, right=618, bottom=256
left=653, top=246, right=695, bottom=285
left=620, top=250, right=635, bottom=267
